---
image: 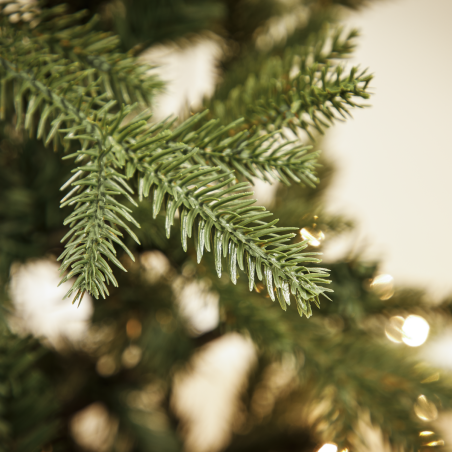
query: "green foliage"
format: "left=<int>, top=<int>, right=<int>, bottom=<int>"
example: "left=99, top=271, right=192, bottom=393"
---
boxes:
left=214, top=255, right=452, bottom=452
left=207, top=28, right=372, bottom=139
left=1, top=2, right=451, bottom=452
left=0, top=330, right=59, bottom=452
left=109, top=0, right=226, bottom=50
left=0, top=133, right=446, bottom=452
left=0, top=4, right=339, bottom=313
left=0, top=125, right=70, bottom=308
left=0, top=3, right=163, bottom=106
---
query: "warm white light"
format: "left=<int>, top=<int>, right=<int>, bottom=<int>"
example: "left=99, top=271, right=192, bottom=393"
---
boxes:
left=414, top=395, right=438, bottom=421
left=318, top=444, right=338, bottom=452
left=385, top=316, right=405, bottom=343
left=96, top=355, right=116, bottom=377
left=174, top=279, right=219, bottom=335
left=420, top=431, right=434, bottom=436
left=371, top=274, right=393, bottom=285
left=70, top=403, right=118, bottom=451
left=9, top=260, right=93, bottom=347
left=121, top=345, right=142, bottom=369
left=300, top=228, right=325, bottom=247
left=370, top=274, right=394, bottom=300
left=402, top=315, right=429, bottom=347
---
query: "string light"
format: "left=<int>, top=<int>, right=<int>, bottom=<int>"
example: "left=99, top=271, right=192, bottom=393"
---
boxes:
left=402, top=315, right=429, bottom=347
left=385, top=316, right=405, bottom=343
left=425, top=440, right=445, bottom=447
left=414, top=395, right=438, bottom=422
left=300, top=227, right=325, bottom=247
left=318, top=444, right=337, bottom=452
left=385, top=315, right=429, bottom=347
left=370, top=274, right=394, bottom=300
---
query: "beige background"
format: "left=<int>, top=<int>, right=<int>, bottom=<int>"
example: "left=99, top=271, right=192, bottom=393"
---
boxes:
left=323, top=0, right=452, bottom=301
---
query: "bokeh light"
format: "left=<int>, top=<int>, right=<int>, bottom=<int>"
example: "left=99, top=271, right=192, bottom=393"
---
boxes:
left=126, top=318, right=142, bottom=339
left=385, top=316, right=405, bottom=343
left=174, top=278, right=220, bottom=335
left=300, top=228, right=325, bottom=247
left=9, top=260, right=93, bottom=346
left=96, top=355, right=116, bottom=377
left=122, top=345, right=142, bottom=369
left=426, top=440, right=445, bottom=447
left=70, top=403, right=118, bottom=452
left=414, top=395, right=438, bottom=422
left=318, top=444, right=338, bottom=452
left=385, top=315, right=429, bottom=347
left=402, top=315, right=429, bottom=347
left=370, top=274, right=394, bottom=300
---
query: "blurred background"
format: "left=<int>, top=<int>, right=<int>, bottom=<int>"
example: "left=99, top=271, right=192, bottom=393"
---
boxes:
left=2, top=0, right=452, bottom=451
left=323, top=0, right=452, bottom=302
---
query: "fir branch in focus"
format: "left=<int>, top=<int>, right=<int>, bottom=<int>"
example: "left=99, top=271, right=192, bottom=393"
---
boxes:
left=135, top=159, right=331, bottom=316
left=95, top=111, right=331, bottom=314
left=0, top=12, right=330, bottom=312
left=186, top=117, right=321, bottom=186
left=0, top=57, right=142, bottom=304
left=2, top=3, right=452, bottom=452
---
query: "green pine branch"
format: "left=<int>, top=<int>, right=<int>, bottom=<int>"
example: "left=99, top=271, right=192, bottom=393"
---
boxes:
left=207, top=28, right=372, bottom=139
left=59, top=109, right=331, bottom=310
left=38, top=8, right=163, bottom=105
left=0, top=4, right=162, bottom=108
left=0, top=57, right=140, bottom=303
left=136, top=161, right=331, bottom=315
left=0, top=12, right=331, bottom=312
left=175, top=115, right=321, bottom=186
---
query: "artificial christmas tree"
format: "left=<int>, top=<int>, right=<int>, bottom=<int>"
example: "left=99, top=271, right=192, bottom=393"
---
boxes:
left=0, top=1, right=451, bottom=451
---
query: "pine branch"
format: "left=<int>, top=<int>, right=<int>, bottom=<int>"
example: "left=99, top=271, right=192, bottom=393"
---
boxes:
left=290, top=26, right=361, bottom=63
left=212, top=27, right=361, bottom=103
left=0, top=6, right=162, bottom=108
left=0, top=57, right=140, bottom=305
left=207, top=28, right=372, bottom=139
left=37, top=7, right=163, bottom=105
left=57, top=138, right=140, bottom=305
left=99, top=112, right=331, bottom=311
left=0, top=9, right=330, bottom=311
left=136, top=161, right=331, bottom=313
left=1, top=54, right=330, bottom=311
left=173, top=115, right=321, bottom=186
left=65, top=105, right=331, bottom=309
